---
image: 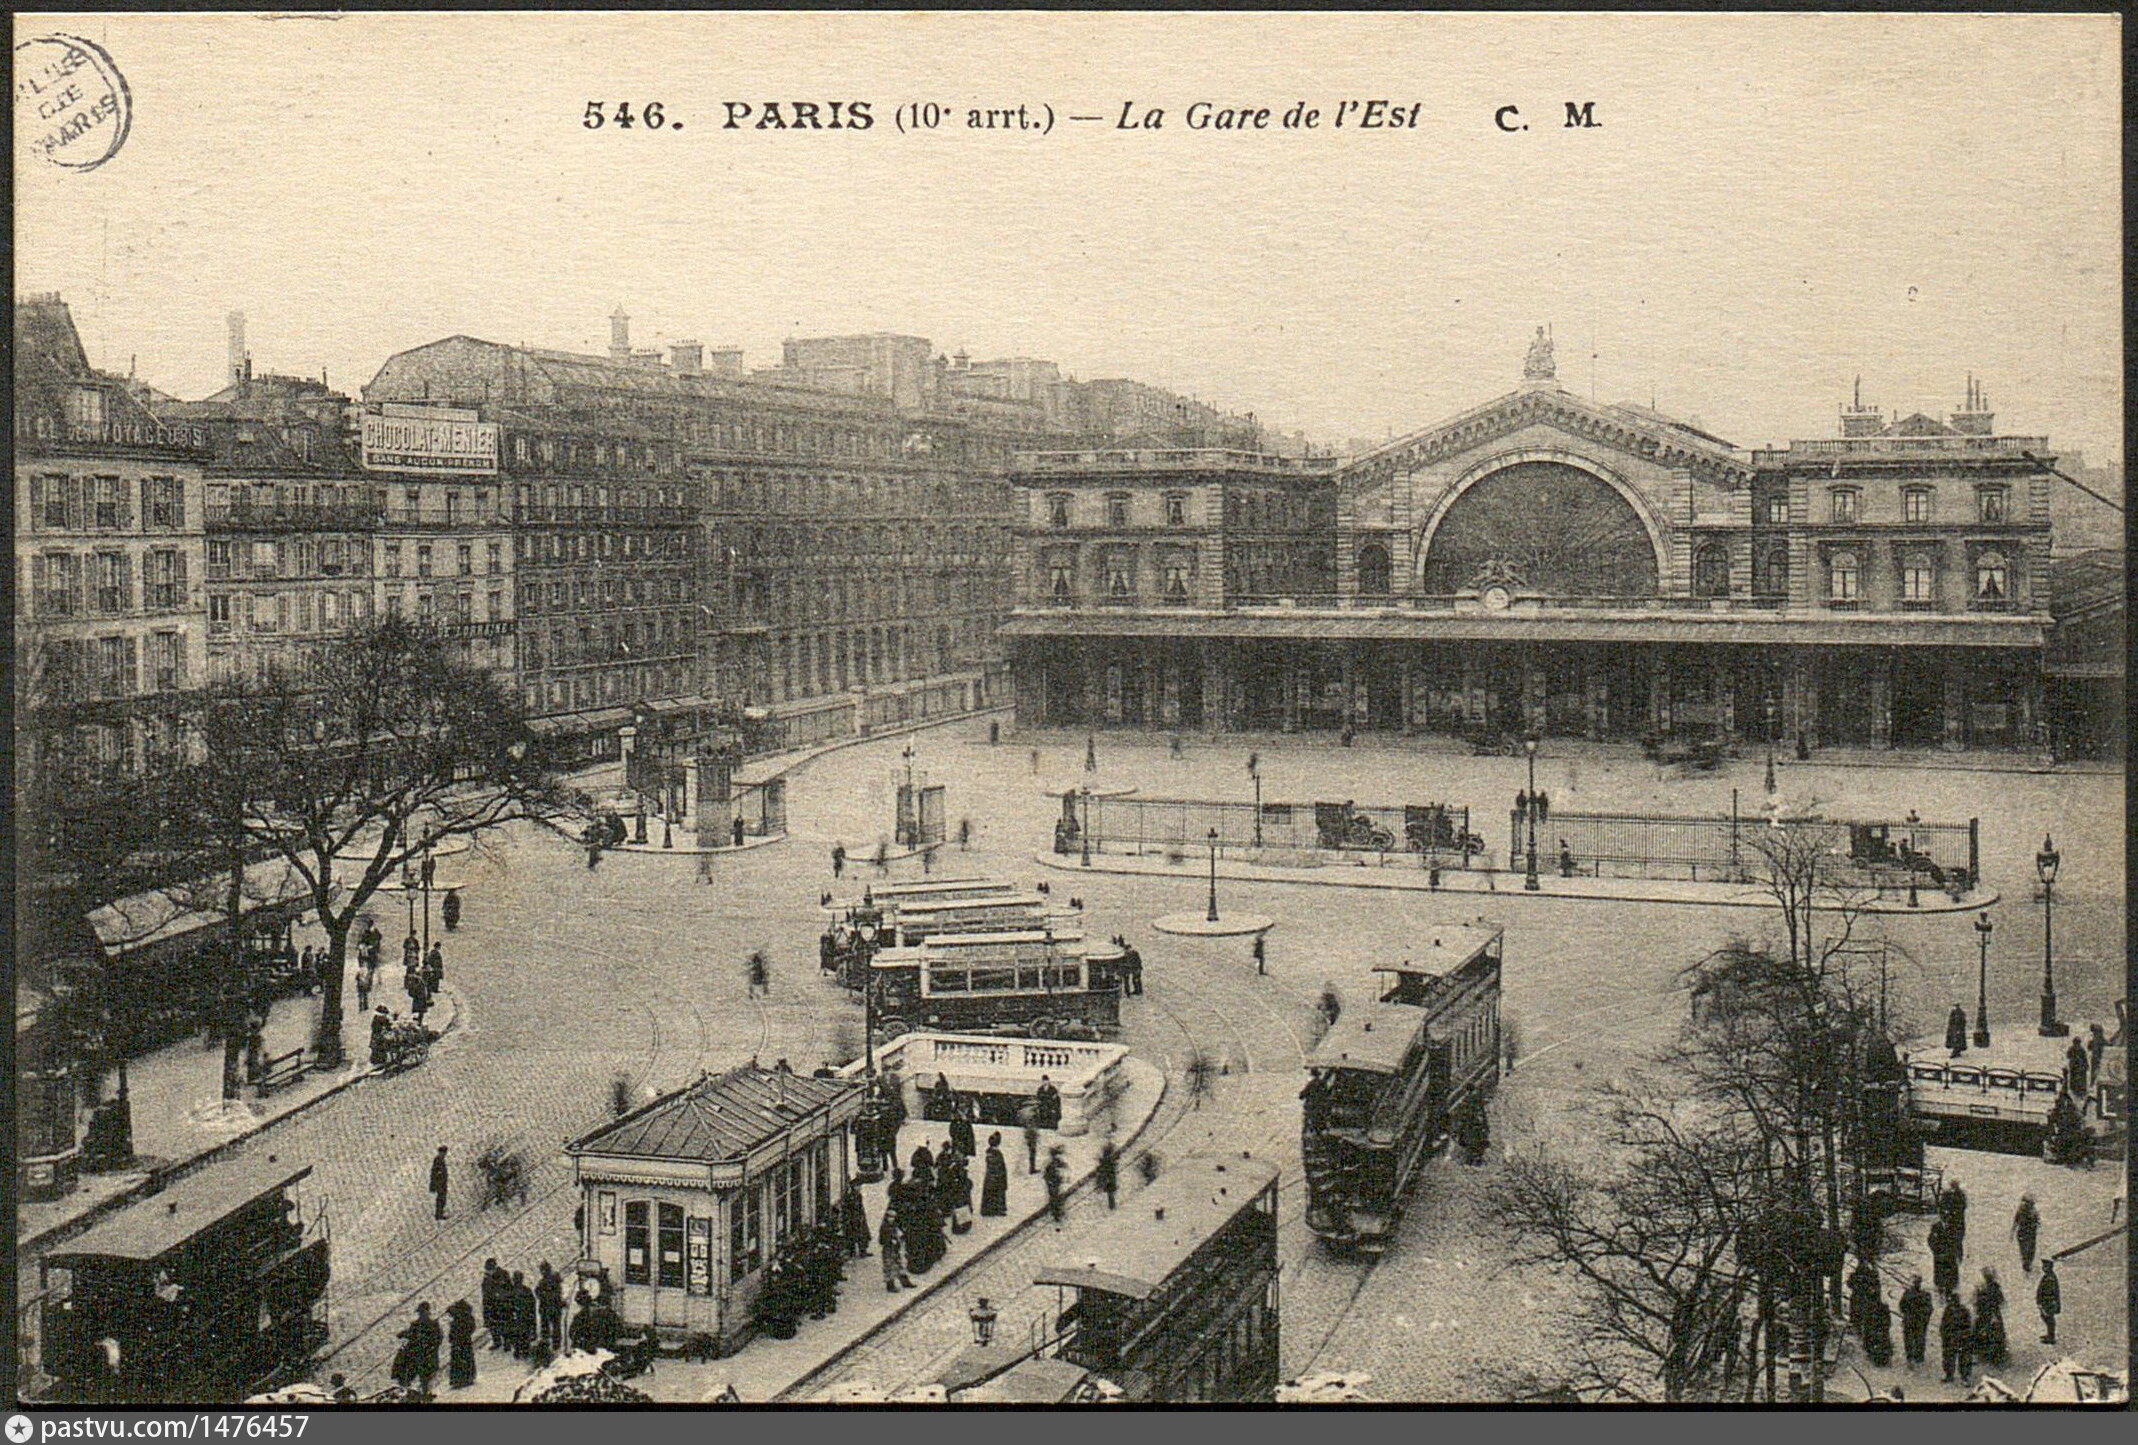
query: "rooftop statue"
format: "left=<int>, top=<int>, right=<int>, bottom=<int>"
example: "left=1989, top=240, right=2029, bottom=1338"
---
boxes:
left=1522, top=325, right=1556, bottom=382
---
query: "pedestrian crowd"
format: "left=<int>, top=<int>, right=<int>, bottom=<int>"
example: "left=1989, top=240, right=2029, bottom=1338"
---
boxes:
left=1841, top=1174, right=2074, bottom=1395
left=389, top=1258, right=597, bottom=1396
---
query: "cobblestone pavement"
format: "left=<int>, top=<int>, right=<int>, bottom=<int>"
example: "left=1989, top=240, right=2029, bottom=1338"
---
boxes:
left=27, top=721, right=2120, bottom=1402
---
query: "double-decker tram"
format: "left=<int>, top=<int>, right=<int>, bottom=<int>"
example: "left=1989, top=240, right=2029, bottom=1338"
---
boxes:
left=821, top=878, right=1033, bottom=987
left=925, top=1153, right=1280, bottom=1403
left=1301, top=924, right=1503, bottom=1252
left=26, top=1161, right=329, bottom=1403
left=868, top=927, right=1122, bottom=1040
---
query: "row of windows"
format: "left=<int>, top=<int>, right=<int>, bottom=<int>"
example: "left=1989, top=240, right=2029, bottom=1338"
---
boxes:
left=203, top=481, right=368, bottom=518
left=522, top=574, right=688, bottom=613
left=30, top=474, right=188, bottom=533
left=1044, top=491, right=1195, bottom=530
left=378, top=587, right=503, bottom=626
left=29, top=548, right=191, bottom=619
left=382, top=540, right=504, bottom=578
left=773, top=622, right=976, bottom=701
left=516, top=481, right=687, bottom=514
left=528, top=662, right=694, bottom=715
left=516, top=529, right=688, bottom=565
left=210, top=588, right=373, bottom=635
left=1823, top=484, right=2008, bottom=525
left=523, top=613, right=691, bottom=670
left=739, top=569, right=990, bottom=626
left=31, top=631, right=189, bottom=702
left=712, top=471, right=1008, bottom=518
left=1820, top=549, right=2013, bottom=608
left=722, top=520, right=1000, bottom=560
left=207, top=537, right=368, bottom=580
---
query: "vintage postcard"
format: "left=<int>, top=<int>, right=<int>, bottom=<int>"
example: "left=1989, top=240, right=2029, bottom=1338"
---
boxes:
left=10, top=8, right=2126, bottom=1414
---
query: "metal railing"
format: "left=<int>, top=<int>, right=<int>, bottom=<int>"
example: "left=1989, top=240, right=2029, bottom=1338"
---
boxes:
left=1072, top=795, right=1480, bottom=865
left=1512, top=808, right=1977, bottom=889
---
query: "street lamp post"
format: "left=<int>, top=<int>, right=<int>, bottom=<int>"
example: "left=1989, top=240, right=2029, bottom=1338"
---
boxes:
left=1248, top=751, right=1263, bottom=849
left=969, top=1297, right=999, bottom=1349
left=1080, top=785, right=1093, bottom=868
left=1973, top=911, right=1993, bottom=1048
left=1206, top=828, right=1221, bottom=923
left=1521, top=736, right=1543, bottom=892
left=420, top=834, right=435, bottom=956
left=2035, top=836, right=2064, bottom=1037
left=901, top=744, right=916, bottom=848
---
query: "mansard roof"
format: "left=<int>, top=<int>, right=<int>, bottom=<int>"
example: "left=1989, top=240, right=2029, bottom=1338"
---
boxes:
left=1341, top=384, right=1753, bottom=489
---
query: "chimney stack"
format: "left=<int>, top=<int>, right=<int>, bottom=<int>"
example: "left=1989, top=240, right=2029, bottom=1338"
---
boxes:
left=228, top=311, right=249, bottom=385
left=610, top=306, right=631, bottom=362
left=670, top=340, right=703, bottom=376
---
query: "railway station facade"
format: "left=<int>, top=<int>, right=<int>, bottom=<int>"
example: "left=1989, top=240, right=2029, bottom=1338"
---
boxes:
left=1003, top=338, right=2058, bottom=752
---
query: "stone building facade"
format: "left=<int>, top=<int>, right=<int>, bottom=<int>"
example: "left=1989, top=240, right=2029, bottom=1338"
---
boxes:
left=14, top=295, right=208, bottom=772
left=1005, top=338, right=2059, bottom=753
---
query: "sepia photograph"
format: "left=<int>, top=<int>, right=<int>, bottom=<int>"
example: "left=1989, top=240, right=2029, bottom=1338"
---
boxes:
left=8, top=8, right=2127, bottom=1414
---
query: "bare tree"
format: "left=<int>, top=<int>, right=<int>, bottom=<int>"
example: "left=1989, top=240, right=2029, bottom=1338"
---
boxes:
left=194, top=619, right=572, bottom=1066
left=1489, top=1080, right=1760, bottom=1401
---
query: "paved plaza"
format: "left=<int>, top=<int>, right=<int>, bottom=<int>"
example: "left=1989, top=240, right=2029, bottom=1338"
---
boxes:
left=23, top=719, right=2125, bottom=1402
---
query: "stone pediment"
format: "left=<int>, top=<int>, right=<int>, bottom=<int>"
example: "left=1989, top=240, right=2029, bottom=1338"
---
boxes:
left=1342, top=387, right=1753, bottom=489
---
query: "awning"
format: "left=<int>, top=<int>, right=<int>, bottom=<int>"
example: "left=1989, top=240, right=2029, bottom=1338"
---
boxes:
left=87, top=859, right=315, bottom=958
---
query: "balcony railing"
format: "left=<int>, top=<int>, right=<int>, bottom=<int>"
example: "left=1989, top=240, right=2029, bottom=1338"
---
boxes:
left=1016, top=447, right=1338, bottom=475
left=1757, top=435, right=2048, bottom=463
left=438, top=619, right=518, bottom=639
left=205, top=502, right=382, bottom=532
left=519, top=504, right=694, bottom=525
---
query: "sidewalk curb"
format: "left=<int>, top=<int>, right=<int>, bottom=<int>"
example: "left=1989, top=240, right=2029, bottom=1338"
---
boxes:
left=1033, top=851, right=2001, bottom=916
left=765, top=1059, right=1170, bottom=1403
left=21, top=985, right=467, bottom=1258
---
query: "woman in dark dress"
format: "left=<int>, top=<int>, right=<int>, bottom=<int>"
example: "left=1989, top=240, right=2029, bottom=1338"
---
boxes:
left=445, top=1299, right=477, bottom=1389
left=948, top=1097, right=977, bottom=1161
left=1972, top=1269, right=2009, bottom=1366
left=981, top=1132, right=1010, bottom=1217
left=940, top=1149, right=973, bottom=1235
left=929, top=1073, right=956, bottom=1123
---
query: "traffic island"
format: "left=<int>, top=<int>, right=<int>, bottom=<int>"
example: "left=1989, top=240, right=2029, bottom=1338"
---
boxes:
left=1152, top=912, right=1275, bottom=937
left=433, top=1057, right=1165, bottom=1404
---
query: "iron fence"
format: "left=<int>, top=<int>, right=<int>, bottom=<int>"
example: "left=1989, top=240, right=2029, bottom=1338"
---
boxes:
left=1513, top=807, right=1978, bottom=891
left=1076, top=795, right=1480, bottom=864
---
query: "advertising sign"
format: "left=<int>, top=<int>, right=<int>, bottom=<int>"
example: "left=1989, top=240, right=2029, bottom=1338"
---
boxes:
left=361, top=405, right=498, bottom=474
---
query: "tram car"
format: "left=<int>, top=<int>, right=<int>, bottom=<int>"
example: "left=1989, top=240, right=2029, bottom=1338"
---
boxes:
left=821, top=878, right=1031, bottom=986
left=922, top=1154, right=1280, bottom=1403
left=28, top=1161, right=329, bottom=1403
left=867, top=927, right=1122, bottom=1040
left=1300, top=925, right=1503, bottom=1252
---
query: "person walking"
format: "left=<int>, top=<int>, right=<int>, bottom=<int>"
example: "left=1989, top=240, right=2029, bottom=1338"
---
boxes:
left=1898, top=1275, right=1933, bottom=1367
left=394, top=1303, right=442, bottom=1396
left=536, top=1263, right=565, bottom=1355
left=1944, top=1004, right=1969, bottom=1054
left=949, top=1095, right=977, bottom=1161
left=1019, top=1101, right=1041, bottom=1174
left=958, top=818, right=971, bottom=851
left=1938, top=1294, right=1974, bottom=1383
left=941, top=1148, right=973, bottom=1236
left=1928, top=1216, right=1959, bottom=1299
left=510, top=1271, right=537, bottom=1359
left=832, top=842, right=846, bottom=878
left=841, top=1179, right=871, bottom=1259
left=445, top=1299, right=477, bottom=1390
left=408, top=970, right=432, bottom=1027
left=2087, top=1022, right=2107, bottom=1088
left=2065, top=1035, right=2091, bottom=1102
left=1972, top=1269, right=2008, bottom=1367
left=355, top=959, right=373, bottom=1015
left=747, top=949, right=770, bottom=997
left=429, top=1146, right=450, bottom=1221
left=2035, top=1258, right=2060, bottom=1344
left=1096, top=1137, right=1119, bottom=1210
left=404, top=931, right=422, bottom=979
left=1253, top=934, right=1266, bottom=976
left=1941, top=1176, right=1968, bottom=1256
left=441, top=888, right=461, bottom=933
left=981, top=1133, right=1010, bottom=1217
left=1035, top=1075, right=1062, bottom=1131
left=1042, top=1145, right=1067, bottom=1228
left=2013, top=1194, right=2041, bottom=1274
left=423, top=943, right=444, bottom=995
left=879, top=1210, right=910, bottom=1292
left=1848, top=1257, right=1881, bottom=1342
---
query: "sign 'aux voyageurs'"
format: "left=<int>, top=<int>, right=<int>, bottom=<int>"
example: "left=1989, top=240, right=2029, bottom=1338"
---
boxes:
left=360, top=401, right=499, bottom=474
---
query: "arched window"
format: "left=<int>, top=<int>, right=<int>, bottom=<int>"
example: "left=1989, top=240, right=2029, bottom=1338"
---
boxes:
left=1754, top=544, right=1790, bottom=598
left=1974, top=551, right=2008, bottom=603
left=1826, top=551, right=1860, bottom=607
left=1694, top=544, right=1731, bottom=598
left=1357, top=542, right=1392, bottom=596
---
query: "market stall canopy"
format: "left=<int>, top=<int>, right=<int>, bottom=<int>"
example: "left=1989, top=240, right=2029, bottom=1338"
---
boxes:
left=87, top=859, right=315, bottom=958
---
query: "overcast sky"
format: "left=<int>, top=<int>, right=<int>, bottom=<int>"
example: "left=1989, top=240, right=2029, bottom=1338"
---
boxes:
left=14, top=11, right=2123, bottom=460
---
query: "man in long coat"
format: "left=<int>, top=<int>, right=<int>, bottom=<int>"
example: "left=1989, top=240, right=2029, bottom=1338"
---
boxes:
left=536, top=1263, right=565, bottom=1354
left=429, top=1146, right=450, bottom=1221
left=479, top=1259, right=505, bottom=1347
left=1939, top=1295, right=1974, bottom=1383
left=948, top=1096, right=977, bottom=1160
left=1897, top=1275, right=1933, bottom=1366
left=1927, top=1217, right=1959, bottom=1298
left=1035, top=1076, right=1063, bottom=1130
left=841, top=1180, right=871, bottom=1259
